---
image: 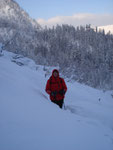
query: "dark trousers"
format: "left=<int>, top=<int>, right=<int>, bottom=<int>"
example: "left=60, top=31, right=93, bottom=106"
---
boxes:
left=52, top=99, right=64, bottom=108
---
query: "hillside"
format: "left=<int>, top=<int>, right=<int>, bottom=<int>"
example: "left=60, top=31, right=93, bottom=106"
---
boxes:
left=0, top=0, right=41, bottom=55
left=98, top=25, right=113, bottom=34
left=0, top=50, right=113, bottom=150
left=0, top=0, right=40, bottom=30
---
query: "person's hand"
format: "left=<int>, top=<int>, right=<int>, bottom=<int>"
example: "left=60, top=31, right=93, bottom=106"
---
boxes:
left=51, top=91, right=57, bottom=96
left=59, top=90, right=65, bottom=96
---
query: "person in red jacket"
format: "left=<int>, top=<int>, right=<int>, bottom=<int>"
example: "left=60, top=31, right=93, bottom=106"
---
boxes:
left=45, top=69, right=67, bottom=108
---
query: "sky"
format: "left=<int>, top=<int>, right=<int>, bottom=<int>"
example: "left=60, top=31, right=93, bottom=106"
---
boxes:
left=15, top=0, right=113, bottom=27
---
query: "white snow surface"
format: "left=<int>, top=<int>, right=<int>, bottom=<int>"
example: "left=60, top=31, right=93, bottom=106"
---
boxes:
left=98, top=25, right=113, bottom=34
left=0, top=50, right=113, bottom=150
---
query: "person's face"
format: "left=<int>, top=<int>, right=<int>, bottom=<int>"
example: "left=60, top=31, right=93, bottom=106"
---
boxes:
left=53, top=71, right=58, bottom=77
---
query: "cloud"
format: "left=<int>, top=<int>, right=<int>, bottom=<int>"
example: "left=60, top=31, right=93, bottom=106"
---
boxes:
left=37, top=13, right=113, bottom=28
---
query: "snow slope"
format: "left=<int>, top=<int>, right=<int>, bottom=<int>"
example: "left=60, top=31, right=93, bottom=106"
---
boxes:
left=0, top=51, right=113, bottom=150
left=98, top=25, right=113, bottom=34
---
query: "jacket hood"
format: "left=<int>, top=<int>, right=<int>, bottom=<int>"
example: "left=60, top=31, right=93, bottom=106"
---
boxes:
left=52, top=69, right=59, bottom=77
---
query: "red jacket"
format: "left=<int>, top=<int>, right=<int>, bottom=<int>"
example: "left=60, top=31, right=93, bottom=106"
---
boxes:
left=45, top=69, right=67, bottom=101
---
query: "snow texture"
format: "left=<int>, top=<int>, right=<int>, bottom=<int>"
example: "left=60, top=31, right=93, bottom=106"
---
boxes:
left=0, top=50, right=113, bottom=150
left=98, top=25, right=113, bottom=34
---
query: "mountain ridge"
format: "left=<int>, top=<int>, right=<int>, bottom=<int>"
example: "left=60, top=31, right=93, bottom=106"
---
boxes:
left=0, top=0, right=41, bottom=57
left=0, top=0, right=40, bottom=30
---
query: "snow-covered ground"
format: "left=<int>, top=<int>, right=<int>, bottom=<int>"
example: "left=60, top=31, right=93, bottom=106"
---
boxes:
left=98, top=25, right=113, bottom=34
left=0, top=50, right=113, bottom=150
